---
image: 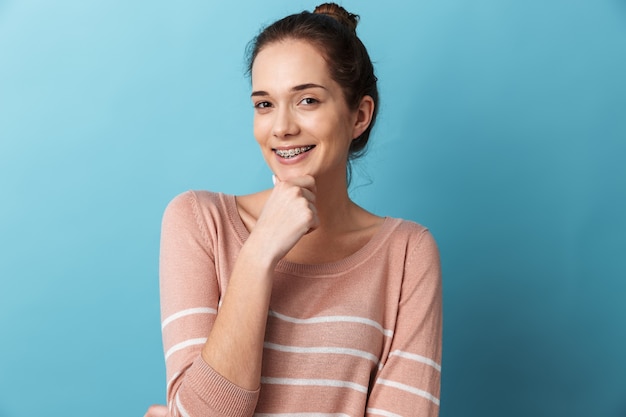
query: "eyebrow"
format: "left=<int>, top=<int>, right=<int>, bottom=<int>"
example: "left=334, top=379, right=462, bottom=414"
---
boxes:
left=251, top=83, right=327, bottom=97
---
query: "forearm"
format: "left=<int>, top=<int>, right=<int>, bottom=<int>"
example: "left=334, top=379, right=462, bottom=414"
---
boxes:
left=198, top=178, right=318, bottom=391
left=200, top=237, right=276, bottom=391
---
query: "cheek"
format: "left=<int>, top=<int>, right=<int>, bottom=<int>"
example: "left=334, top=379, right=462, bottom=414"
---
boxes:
left=321, top=115, right=354, bottom=146
left=253, top=116, right=270, bottom=144
left=301, top=112, right=338, bottom=137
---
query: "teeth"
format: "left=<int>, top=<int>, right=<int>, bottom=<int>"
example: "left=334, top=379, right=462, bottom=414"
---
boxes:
left=275, top=146, right=313, bottom=158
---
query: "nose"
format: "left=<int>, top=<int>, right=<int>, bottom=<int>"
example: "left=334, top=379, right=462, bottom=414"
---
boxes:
left=272, top=106, right=299, bottom=139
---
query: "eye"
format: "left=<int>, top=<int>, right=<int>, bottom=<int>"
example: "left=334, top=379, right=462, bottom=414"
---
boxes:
left=254, top=101, right=272, bottom=109
left=300, top=97, right=319, bottom=105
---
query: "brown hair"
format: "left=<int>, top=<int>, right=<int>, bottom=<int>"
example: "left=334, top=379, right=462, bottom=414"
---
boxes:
left=246, top=3, right=379, bottom=165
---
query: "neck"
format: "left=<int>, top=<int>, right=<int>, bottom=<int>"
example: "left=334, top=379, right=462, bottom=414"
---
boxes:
left=309, top=169, right=356, bottom=233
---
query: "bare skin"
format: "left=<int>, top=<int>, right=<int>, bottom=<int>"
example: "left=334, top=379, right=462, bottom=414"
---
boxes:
left=144, top=405, right=167, bottom=417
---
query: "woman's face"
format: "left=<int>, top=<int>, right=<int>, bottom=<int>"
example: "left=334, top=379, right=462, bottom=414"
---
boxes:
left=251, top=39, right=365, bottom=183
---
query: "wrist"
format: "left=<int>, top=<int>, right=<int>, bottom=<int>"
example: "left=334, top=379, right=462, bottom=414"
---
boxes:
left=240, top=234, right=280, bottom=272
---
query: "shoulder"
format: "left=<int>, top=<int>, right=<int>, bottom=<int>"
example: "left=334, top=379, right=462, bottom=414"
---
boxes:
left=388, top=218, right=436, bottom=246
left=161, top=190, right=235, bottom=232
left=164, top=190, right=222, bottom=212
left=385, top=218, right=440, bottom=266
left=380, top=219, right=441, bottom=303
left=163, top=190, right=229, bottom=217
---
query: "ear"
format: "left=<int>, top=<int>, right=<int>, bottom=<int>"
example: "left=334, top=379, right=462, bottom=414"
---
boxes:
left=351, top=95, right=375, bottom=139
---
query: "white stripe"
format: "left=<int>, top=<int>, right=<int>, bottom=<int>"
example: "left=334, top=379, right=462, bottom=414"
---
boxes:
left=366, top=408, right=403, bottom=417
left=268, top=310, right=393, bottom=337
left=389, top=350, right=441, bottom=372
left=166, top=370, right=183, bottom=394
left=255, top=414, right=351, bottom=417
left=261, top=376, right=368, bottom=394
left=162, top=307, right=217, bottom=330
left=377, top=378, right=440, bottom=406
left=165, top=338, right=207, bottom=360
left=264, top=342, right=380, bottom=364
left=175, top=392, right=191, bottom=417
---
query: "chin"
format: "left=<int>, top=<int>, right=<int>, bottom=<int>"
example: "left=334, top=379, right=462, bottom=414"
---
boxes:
left=273, top=170, right=312, bottom=182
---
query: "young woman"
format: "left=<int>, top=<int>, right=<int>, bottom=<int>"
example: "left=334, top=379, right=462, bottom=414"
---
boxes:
left=145, top=3, right=442, bottom=416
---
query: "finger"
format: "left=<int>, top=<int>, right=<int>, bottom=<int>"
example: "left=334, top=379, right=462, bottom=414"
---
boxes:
left=144, top=405, right=168, bottom=417
left=299, top=187, right=316, bottom=204
left=286, top=175, right=316, bottom=194
left=272, top=176, right=316, bottom=201
left=308, top=200, right=319, bottom=221
left=305, top=202, right=320, bottom=234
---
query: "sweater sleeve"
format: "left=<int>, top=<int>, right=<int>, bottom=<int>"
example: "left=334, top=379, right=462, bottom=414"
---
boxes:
left=366, top=229, right=443, bottom=417
left=159, top=191, right=260, bottom=417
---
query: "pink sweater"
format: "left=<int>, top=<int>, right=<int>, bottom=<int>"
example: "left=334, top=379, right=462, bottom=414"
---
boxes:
left=160, top=191, right=442, bottom=417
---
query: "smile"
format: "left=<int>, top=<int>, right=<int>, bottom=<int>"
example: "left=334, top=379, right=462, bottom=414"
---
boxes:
left=273, top=145, right=315, bottom=159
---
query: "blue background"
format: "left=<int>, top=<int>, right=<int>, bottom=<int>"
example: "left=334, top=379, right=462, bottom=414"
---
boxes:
left=1, top=1, right=625, bottom=416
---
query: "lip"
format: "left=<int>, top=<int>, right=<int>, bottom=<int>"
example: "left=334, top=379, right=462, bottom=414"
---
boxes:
left=272, top=144, right=315, bottom=164
left=272, top=144, right=315, bottom=150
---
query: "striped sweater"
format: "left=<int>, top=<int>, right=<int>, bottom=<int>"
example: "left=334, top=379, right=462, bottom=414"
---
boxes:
left=159, top=191, right=442, bottom=417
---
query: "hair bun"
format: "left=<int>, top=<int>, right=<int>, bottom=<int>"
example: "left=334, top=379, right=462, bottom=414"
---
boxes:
left=313, top=3, right=359, bottom=33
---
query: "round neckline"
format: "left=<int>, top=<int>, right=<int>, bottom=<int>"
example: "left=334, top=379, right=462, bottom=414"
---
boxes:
left=222, top=193, right=398, bottom=277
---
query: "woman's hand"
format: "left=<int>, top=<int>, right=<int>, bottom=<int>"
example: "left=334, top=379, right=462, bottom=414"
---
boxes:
left=248, top=174, right=319, bottom=264
left=143, top=404, right=167, bottom=417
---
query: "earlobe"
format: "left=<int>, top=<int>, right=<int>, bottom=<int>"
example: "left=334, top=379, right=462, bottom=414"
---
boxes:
left=352, top=95, right=375, bottom=139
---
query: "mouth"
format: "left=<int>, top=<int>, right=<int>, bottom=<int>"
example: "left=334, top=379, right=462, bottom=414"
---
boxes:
left=273, top=145, right=315, bottom=159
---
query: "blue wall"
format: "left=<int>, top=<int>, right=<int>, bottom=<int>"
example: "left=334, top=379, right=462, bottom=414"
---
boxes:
left=1, top=1, right=625, bottom=416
